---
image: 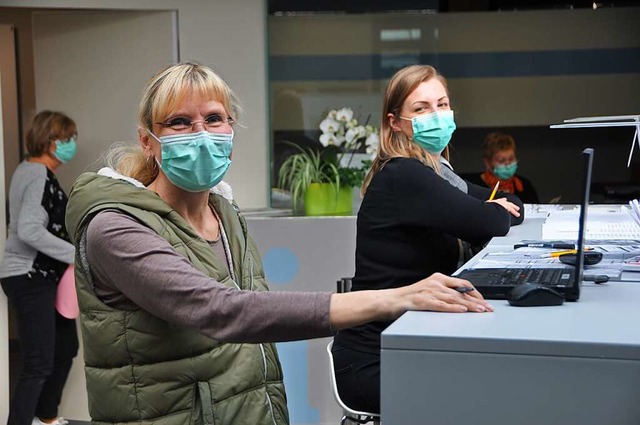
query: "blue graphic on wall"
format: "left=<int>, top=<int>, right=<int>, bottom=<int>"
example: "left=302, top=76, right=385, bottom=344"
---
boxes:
left=263, top=247, right=299, bottom=285
left=277, top=341, right=320, bottom=423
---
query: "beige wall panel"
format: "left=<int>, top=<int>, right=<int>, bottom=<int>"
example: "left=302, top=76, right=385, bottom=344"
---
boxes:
left=0, top=67, right=8, bottom=425
left=449, top=74, right=640, bottom=127
left=269, top=8, right=640, bottom=56
left=269, top=14, right=439, bottom=55
left=437, top=8, right=640, bottom=52
left=0, top=24, right=18, bottom=199
left=272, top=81, right=386, bottom=131
left=32, top=10, right=177, bottom=192
left=0, top=0, right=271, bottom=209
left=178, top=0, right=270, bottom=209
left=0, top=8, right=36, bottom=136
left=272, top=73, right=640, bottom=130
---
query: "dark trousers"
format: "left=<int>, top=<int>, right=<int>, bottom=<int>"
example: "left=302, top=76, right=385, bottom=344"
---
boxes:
left=331, top=339, right=380, bottom=414
left=1, top=275, right=79, bottom=425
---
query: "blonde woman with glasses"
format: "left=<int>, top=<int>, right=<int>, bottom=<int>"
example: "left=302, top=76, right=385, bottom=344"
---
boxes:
left=65, top=61, right=491, bottom=425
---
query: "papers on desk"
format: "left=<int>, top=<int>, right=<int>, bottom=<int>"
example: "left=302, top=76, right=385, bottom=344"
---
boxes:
left=541, top=205, right=640, bottom=240
left=471, top=242, right=640, bottom=281
left=523, top=203, right=564, bottom=219
left=628, top=199, right=640, bottom=227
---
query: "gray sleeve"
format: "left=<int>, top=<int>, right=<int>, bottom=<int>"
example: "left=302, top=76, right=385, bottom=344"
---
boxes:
left=85, top=210, right=333, bottom=343
left=16, top=170, right=75, bottom=264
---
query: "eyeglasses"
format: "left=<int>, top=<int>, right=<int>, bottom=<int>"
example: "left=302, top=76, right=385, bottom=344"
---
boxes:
left=156, top=114, right=235, bottom=132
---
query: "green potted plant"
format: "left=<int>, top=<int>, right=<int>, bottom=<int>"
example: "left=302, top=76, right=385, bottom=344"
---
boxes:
left=278, top=107, right=379, bottom=216
left=278, top=144, right=350, bottom=215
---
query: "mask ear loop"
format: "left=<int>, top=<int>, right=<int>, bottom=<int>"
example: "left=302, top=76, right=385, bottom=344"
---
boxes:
left=142, top=127, right=160, bottom=172
left=146, top=154, right=158, bottom=171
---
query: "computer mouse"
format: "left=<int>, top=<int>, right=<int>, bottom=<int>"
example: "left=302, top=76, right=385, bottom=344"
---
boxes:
left=507, top=283, right=565, bottom=307
left=558, top=251, right=603, bottom=266
left=583, top=274, right=609, bottom=284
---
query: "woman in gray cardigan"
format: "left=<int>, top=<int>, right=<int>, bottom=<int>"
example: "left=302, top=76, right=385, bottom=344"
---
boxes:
left=0, top=111, right=79, bottom=425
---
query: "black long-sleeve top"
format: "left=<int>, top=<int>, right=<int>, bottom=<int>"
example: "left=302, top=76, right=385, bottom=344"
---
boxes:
left=336, top=157, right=524, bottom=353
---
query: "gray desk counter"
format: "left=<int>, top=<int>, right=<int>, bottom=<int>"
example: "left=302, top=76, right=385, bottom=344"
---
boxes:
left=383, top=283, right=640, bottom=360
left=488, top=216, right=545, bottom=246
left=381, top=216, right=640, bottom=425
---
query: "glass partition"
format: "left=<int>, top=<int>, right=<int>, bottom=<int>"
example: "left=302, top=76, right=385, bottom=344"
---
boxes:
left=268, top=6, right=640, bottom=209
left=269, top=11, right=441, bottom=210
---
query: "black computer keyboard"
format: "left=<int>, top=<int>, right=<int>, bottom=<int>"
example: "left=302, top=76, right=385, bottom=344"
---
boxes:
left=495, top=268, right=566, bottom=286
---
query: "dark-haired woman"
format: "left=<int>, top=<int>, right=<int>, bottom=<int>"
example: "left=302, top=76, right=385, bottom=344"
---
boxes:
left=1, top=111, right=79, bottom=425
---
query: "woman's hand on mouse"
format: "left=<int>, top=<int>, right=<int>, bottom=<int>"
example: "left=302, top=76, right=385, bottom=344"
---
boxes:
left=487, top=197, right=521, bottom=218
left=329, top=274, right=493, bottom=330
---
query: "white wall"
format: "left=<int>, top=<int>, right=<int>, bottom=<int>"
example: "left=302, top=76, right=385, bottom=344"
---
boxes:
left=0, top=0, right=270, bottom=209
left=32, top=10, right=178, bottom=191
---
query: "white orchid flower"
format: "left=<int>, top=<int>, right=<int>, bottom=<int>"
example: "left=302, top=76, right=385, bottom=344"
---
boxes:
left=365, top=132, right=380, bottom=148
left=366, top=143, right=379, bottom=157
left=320, top=133, right=339, bottom=147
left=345, top=127, right=360, bottom=145
left=319, top=107, right=379, bottom=155
left=335, top=107, right=354, bottom=123
left=320, top=132, right=347, bottom=147
left=319, top=117, right=341, bottom=134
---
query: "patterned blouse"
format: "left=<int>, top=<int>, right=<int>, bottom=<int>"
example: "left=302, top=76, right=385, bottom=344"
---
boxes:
left=30, top=169, right=71, bottom=283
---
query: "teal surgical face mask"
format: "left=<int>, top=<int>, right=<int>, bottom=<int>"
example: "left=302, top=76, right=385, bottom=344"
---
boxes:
left=53, top=137, right=77, bottom=163
left=493, top=161, right=518, bottom=180
left=401, top=110, right=456, bottom=154
left=150, top=130, right=233, bottom=192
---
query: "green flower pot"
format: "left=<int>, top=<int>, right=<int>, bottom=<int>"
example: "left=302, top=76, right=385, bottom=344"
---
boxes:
left=304, top=183, right=353, bottom=216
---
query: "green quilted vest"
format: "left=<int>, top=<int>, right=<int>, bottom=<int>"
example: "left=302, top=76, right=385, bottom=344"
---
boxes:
left=66, top=172, right=289, bottom=425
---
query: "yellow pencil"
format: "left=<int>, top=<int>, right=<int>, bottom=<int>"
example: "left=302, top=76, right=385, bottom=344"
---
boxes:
left=549, top=249, right=578, bottom=257
left=488, top=181, right=500, bottom=200
left=543, top=247, right=594, bottom=258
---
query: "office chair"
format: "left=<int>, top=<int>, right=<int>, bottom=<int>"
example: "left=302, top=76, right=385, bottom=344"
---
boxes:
left=330, top=278, right=381, bottom=423
left=326, top=340, right=381, bottom=425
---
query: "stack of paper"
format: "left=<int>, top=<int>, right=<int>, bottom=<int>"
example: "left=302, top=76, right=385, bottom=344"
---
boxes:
left=628, top=199, right=640, bottom=227
left=542, top=206, right=640, bottom=240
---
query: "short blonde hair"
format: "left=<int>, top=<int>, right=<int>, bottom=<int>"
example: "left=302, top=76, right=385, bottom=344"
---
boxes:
left=362, top=65, right=449, bottom=195
left=138, top=61, right=241, bottom=130
left=482, top=132, right=516, bottom=160
left=26, top=110, right=77, bottom=157
left=109, top=61, right=241, bottom=185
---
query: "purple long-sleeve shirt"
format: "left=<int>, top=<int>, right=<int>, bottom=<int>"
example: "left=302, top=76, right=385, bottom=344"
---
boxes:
left=85, top=210, right=333, bottom=343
